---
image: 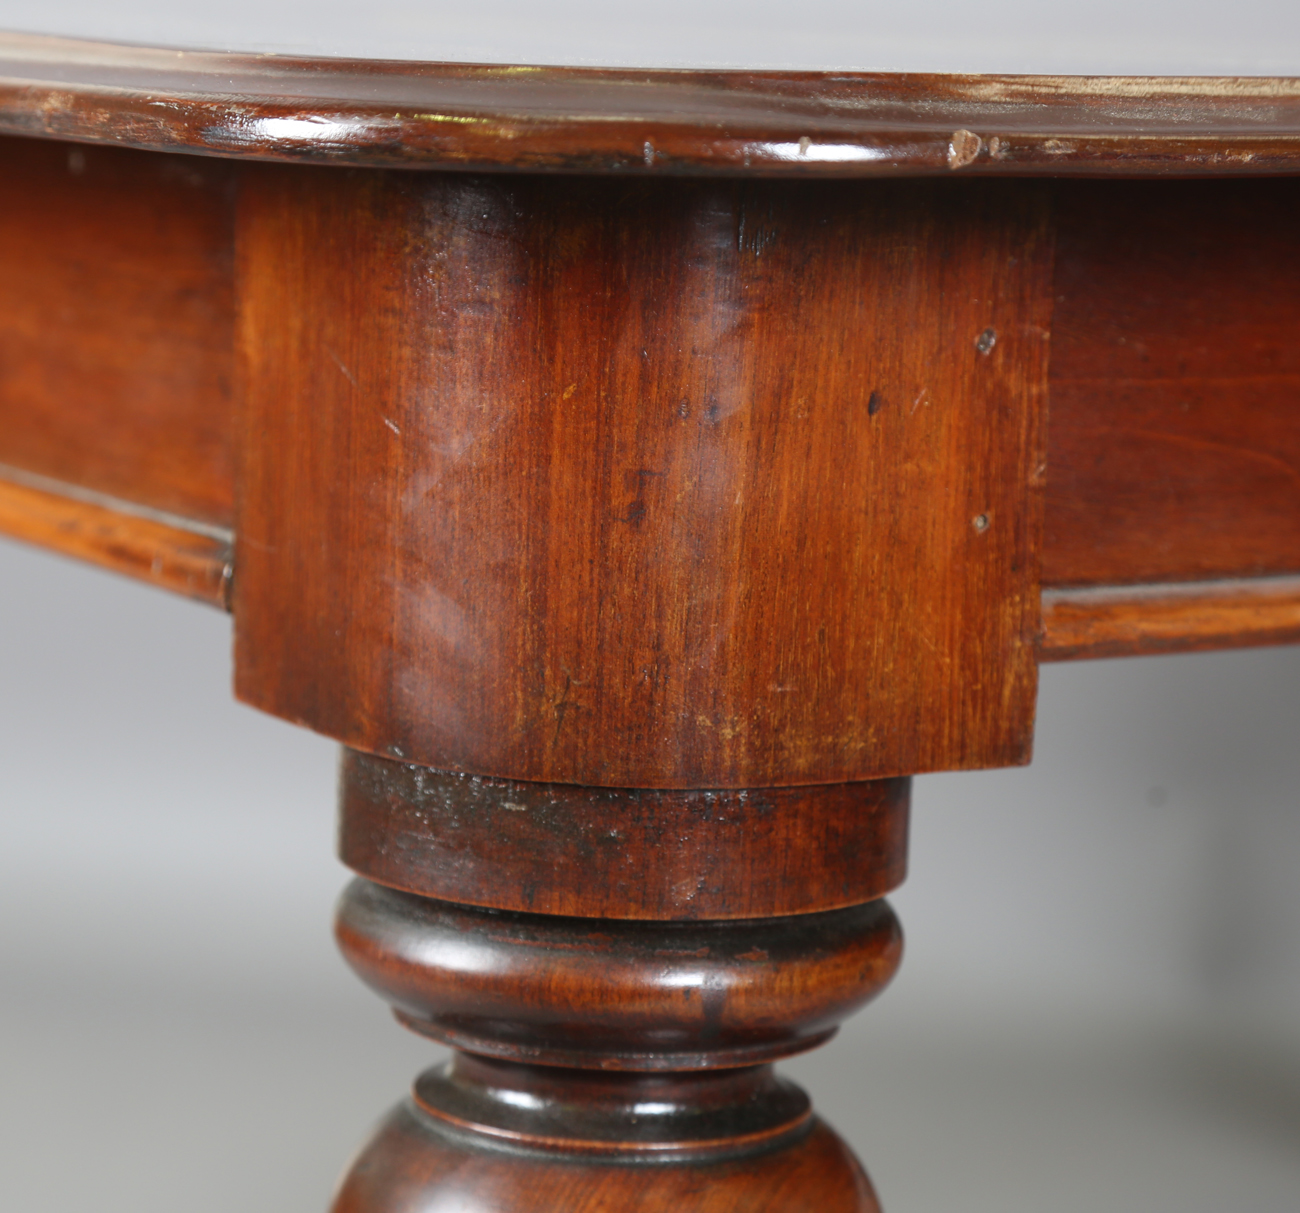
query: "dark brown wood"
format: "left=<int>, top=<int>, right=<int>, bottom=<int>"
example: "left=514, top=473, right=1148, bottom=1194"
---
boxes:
left=335, top=1107, right=877, bottom=1212
left=336, top=878, right=901, bottom=1069
left=340, top=750, right=908, bottom=919
left=409, top=1054, right=812, bottom=1156
left=331, top=876, right=897, bottom=1210
left=3, top=34, right=1300, bottom=177
left=1040, top=577, right=1300, bottom=661
left=1044, top=178, right=1300, bottom=588
left=0, top=135, right=236, bottom=527
left=0, top=466, right=231, bottom=606
left=234, top=169, right=1051, bottom=788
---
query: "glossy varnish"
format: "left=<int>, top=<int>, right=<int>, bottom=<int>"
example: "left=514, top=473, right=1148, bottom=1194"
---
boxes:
left=329, top=878, right=897, bottom=1210
left=4, top=33, right=1300, bottom=177
left=334, top=1108, right=878, bottom=1212
left=0, top=469, right=231, bottom=606
left=5, top=37, right=1300, bottom=1213
left=1040, top=576, right=1300, bottom=660
left=235, top=170, right=1052, bottom=787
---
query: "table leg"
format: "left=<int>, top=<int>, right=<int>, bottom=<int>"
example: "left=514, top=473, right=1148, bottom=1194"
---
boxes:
left=326, top=753, right=910, bottom=1211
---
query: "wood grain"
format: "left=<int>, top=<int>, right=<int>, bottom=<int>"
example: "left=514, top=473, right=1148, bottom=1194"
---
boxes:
left=0, top=466, right=231, bottom=606
left=1040, top=577, right=1300, bottom=661
left=1044, top=178, right=1300, bottom=587
left=340, top=751, right=908, bottom=920
left=3, top=33, right=1300, bottom=176
left=0, top=135, right=236, bottom=526
left=235, top=170, right=1052, bottom=787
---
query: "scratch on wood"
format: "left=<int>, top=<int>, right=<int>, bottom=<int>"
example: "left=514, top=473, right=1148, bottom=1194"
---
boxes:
left=329, top=348, right=359, bottom=387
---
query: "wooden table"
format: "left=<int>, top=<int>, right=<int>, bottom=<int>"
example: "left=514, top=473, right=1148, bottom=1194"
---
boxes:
left=3, top=32, right=1299, bottom=1211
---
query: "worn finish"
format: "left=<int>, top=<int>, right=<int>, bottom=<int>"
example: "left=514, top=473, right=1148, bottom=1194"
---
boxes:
left=236, top=170, right=1051, bottom=788
left=340, top=751, right=908, bottom=920
left=0, top=466, right=231, bottom=606
left=1044, top=178, right=1300, bottom=588
left=336, top=878, right=902, bottom=1070
left=0, top=135, right=236, bottom=527
left=1040, top=577, right=1300, bottom=661
left=8, top=38, right=1300, bottom=1213
left=3, top=34, right=1300, bottom=177
left=334, top=1106, right=877, bottom=1212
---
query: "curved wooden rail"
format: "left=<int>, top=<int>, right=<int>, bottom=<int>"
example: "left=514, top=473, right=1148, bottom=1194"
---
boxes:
left=1, top=32, right=1300, bottom=174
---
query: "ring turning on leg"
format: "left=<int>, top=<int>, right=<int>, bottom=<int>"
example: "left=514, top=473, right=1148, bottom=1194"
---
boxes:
left=330, top=754, right=910, bottom=1212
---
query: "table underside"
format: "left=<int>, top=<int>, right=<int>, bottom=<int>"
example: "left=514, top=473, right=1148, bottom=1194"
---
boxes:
left=1, top=136, right=1296, bottom=669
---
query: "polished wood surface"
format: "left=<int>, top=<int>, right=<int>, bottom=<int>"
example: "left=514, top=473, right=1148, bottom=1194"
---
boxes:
left=1045, top=179, right=1300, bottom=587
left=2, top=138, right=1297, bottom=659
left=336, top=879, right=901, bottom=1070
left=3, top=38, right=1300, bottom=1211
left=335, top=1108, right=877, bottom=1212
left=0, top=467, right=231, bottom=606
left=1040, top=577, right=1300, bottom=661
left=234, top=170, right=1050, bottom=786
left=1, top=34, right=1300, bottom=175
left=0, top=135, right=235, bottom=526
left=332, top=873, right=898, bottom=1210
left=412, top=1053, right=814, bottom=1156
left=341, top=751, right=908, bottom=919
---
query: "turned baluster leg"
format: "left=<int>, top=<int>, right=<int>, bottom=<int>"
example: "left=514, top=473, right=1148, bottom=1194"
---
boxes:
left=326, top=752, right=909, bottom=1212
left=230, top=163, right=1047, bottom=1212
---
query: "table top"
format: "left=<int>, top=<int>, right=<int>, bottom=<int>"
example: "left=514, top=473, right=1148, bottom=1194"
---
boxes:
left=2, top=31, right=1300, bottom=174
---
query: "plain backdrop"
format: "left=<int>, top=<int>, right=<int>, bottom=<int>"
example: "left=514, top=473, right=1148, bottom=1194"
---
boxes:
left=1, top=3, right=1300, bottom=1210
left=0, top=0, right=1299, bottom=72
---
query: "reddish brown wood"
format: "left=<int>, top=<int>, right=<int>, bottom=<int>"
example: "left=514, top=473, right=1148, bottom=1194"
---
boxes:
left=335, top=1107, right=877, bottom=1212
left=340, top=751, right=908, bottom=919
left=4, top=34, right=1300, bottom=177
left=336, top=878, right=902, bottom=1070
left=1044, top=178, right=1300, bottom=588
left=234, top=170, right=1051, bottom=788
left=410, top=1054, right=812, bottom=1156
left=0, top=467, right=231, bottom=606
left=331, top=877, right=897, bottom=1210
left=1040, top=577, right=1300, bottom=661
left=8, top=39, right=1300, bottom=1213
left=4, top=117, right=1300, bottom=667
left=0, top=135, right=236, bottom=526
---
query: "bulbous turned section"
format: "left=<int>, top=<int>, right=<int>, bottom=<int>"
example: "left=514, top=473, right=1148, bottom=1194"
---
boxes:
left=331, top=766, right=907, bottom=1212
left=334, top=1102, right=879, bottom=1213
left=335, top=878, right=903, bottom=1071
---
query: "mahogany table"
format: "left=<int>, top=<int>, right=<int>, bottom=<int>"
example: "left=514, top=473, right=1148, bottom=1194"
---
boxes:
left=3, top=32, right=1299, bottom=1211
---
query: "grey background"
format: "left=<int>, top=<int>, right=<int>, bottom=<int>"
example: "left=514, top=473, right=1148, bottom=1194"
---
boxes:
left=5, top=544, right=1300, bottom=1213
left=1, top=0, right=1299, bottom=73
left=2, top=3, right=1300, bottom=1209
